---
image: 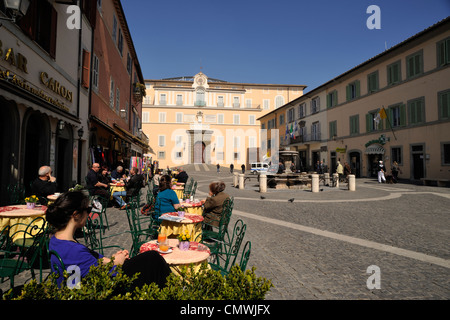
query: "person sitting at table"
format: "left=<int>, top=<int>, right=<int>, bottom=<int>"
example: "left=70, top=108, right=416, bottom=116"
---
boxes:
left=46, top=191, right=171, bottom=289
left=85, top=163, right=109, bottom=198
left=152, top=169, right=161, bottom=197
left=110, top=165, right=126, bottom=182
left=154, top=175, right=181, bottom=219
left=203, top=181, right=230, bottom=228
left=113, top=167, right=144, bottom=210
left=174, top=167, right=189, bottom=184
left=31, top=165, right=58, bottom=205
left=98, top=165, right=112, bottom=189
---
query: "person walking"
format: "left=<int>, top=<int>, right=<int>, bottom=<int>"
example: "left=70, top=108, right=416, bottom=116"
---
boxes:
left=241, top=164, right=245, bottom=174
left=336, top=161, right=344, bottom=182
left=216, top=163, right=220, bottom=173
left=230, top=164, right=234, bottom=173
left=377, top=160, right=387, bottom=183
left=391, top=161, right=401, bottom=183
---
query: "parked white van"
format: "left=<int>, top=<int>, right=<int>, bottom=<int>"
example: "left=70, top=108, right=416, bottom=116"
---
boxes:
left=250, top=162, right=269, bottom=174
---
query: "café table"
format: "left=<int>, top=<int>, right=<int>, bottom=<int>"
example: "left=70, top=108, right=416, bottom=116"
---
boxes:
left=0, top=205, right=47, bottom=242
left=139, top=239, right=210, bottom=275
left=47, top=193, right=61, bottom=205
left=172, top=186, right=184, bottom=199
left=158, top=212, right=204, bottom=241
left=179, top=200, right=205, bottom=215
left=109, top=182, right=126, bottom=200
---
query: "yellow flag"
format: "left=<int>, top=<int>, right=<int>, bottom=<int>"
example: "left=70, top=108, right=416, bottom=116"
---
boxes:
left=379, top=107, right=387, bottom=119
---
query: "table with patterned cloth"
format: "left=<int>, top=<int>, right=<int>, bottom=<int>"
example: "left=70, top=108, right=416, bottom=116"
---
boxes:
left=179, top=200, right=205, bottom=215
left=46, top=193, right=62, bottom=205
left=110, top=183, right=126, bottom=200
left=159, top=212, right=204, bottom=241
left=172, top=186, right=185, bottom=199
left=139, top=239, right=210, bottom=275
left=0, top=205, right=47, bottom=242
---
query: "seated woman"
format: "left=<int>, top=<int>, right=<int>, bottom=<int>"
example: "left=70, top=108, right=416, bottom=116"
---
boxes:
left=98, top=165, right=112, bottom=189
left=46, top=191, right=171, bottom=289
left=154, top=175, right=181, bottom=220
left=203, top=181, right=230, bottom=228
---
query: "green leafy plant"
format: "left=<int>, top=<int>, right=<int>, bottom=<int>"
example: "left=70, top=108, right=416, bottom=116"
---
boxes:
left=2, top=261, right=273, bottom=300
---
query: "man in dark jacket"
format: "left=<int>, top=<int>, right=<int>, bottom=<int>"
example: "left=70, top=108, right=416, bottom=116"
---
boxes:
left=175, top=168, right=189, bottom=184
left=31, top=166, right=58, bottom=205
left=113, top=167, right=144, bottom=209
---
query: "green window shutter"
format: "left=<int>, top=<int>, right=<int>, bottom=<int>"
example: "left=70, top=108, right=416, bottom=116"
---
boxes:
left=355, top=80, right=360, bottom=98
left=440, top=91, right=450, bottom=119
left=446, top=39, right=450, bottom=65
left=366, top=113, right=372, bottom=132
left=416, top=100, right=423, bottom=123
left=400, top=104, right=406, bottom=126
left=327, top=94, right=331, bottom=108
left=346, top=85, right=350, bottom=101
left=386, top=108, right=392, bottom=129
left=407, top=57, right=414, bottom=78
left=410, top=100, right=417, bottom=124
left=333, top=91, right=338, bottom=106
left=438, top=41, right=446, bottom=67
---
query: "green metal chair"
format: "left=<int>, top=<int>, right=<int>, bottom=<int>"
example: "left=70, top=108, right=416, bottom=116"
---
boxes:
left=48, top=249, right=66, bottom=284
left=237, top=240, right=252, bottom=271
left=209, top=219, right=247, bottom=276
left=125, top=202, right=159, bottom=257
left=83, top=211, right=125, bottom=256
left=89, top=194, right=110, bottom=233
left=0, top=216, right=47, bottom=289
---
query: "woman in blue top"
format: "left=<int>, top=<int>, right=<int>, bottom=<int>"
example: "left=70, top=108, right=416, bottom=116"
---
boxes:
left=46, top=191, right=170, bottom=289
left=155, top=175, right=181, bottom=219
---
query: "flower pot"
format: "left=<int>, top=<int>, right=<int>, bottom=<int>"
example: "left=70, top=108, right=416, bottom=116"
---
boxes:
left=179, top=241, right=190, bottom=251
left=177, top=211, right=185, bottom=218
left=26, top=202, right=35, bottom=209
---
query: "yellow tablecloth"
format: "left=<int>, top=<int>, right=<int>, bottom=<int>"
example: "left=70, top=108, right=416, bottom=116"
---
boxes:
left=139, top=239, right=210, bottom=276
left=159, top=213, right=203, bottom=242
left=110, top=185, right=126, bottom=200
left=185, top=206, right=203, bottom=215
left=172, top=188, right=184, bottom=199
left=0, top=205, right=46, bottom=242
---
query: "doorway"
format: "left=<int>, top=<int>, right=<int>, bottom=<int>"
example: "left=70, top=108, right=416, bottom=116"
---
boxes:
left=23, top=112, right=50, bottom=194
left=193, top=141, right=205, bottom=163
left=0, top=98, right=20, bottom=205
left=56, top=125, right=73, bottom=192
left=349, top=151, right=361, bottom=177
left=411, top=144, right=425, bottom=180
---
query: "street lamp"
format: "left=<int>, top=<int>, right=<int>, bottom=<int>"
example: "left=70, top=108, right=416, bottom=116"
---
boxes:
left=77, top=127, right=84, bottom=139
left=1, top=0, right=30, bottom=22
left=58, top=119, right=65, bottom=131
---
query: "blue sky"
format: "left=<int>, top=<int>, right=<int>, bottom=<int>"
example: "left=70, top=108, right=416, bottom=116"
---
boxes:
left=122, top=0, right=450, bottom=93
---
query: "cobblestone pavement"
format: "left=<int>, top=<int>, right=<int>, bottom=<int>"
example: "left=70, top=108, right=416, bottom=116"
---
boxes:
left=3, top=165, right=449, bottom=300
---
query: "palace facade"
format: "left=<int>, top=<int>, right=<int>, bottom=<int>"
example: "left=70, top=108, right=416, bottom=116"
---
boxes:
left=142, top=73, right=306, bottom=168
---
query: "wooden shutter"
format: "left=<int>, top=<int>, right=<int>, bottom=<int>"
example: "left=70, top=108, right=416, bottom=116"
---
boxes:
left=82, top=50, right=90, bottom=88
left=400, top=104, right=406, bottom=126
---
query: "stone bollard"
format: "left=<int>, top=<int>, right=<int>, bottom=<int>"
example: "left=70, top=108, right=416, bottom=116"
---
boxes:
left=259, top=174, right=267, bottom=193
left=233, top=172, right=239, bottom=187
left=311, top=174, right=319, bottom=193
left=348, top=174, right=356, bottom=191
left=239, top=174, right=245, bottom=190
left=324, top=173, right=330, bottom=186
left=333, top=173, right=339, bottom=188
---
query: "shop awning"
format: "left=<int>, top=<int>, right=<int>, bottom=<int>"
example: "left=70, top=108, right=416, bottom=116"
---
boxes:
left=365, top=144, right=385, bottom=154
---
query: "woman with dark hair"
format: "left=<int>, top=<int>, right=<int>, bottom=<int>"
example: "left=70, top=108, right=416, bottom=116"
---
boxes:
left=155, top=175, right=180, bottom=217
left=46, top=191, right=171, bottom=288
left=98, top=165, right=111, bottom=189
left=203, top=181, right=230, bottom=228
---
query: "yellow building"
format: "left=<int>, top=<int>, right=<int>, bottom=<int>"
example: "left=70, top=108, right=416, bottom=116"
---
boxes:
left=142, top=72, right=305, bottom=168
left=259, top=17, right=450, bottom=182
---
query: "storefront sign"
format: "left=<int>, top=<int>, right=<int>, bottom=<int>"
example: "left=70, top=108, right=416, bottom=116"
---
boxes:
left=365, top=134, right=387, bottom=147
left=336, top=148, right=346, bottom=153
left=40, top=72, right=73, bottom=102
left=0, top=40, right=28, bottom=73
